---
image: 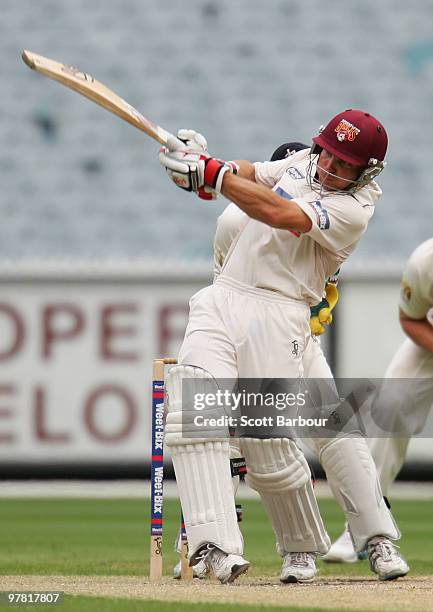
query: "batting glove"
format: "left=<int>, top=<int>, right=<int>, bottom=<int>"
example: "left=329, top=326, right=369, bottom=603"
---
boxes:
left=177, top=129, right=208, bottom=153
left=175, top=129, right=218, bottom=200
left=159, top=146, right=206, bottom=192
left=310, top=282, right=339, bottom=335
left=159, top=147, right=238, bottom=200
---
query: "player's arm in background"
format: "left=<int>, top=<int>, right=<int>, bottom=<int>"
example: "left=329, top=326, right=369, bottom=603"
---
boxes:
left=213, top=203, right=248, bottom=280
left=399, top=310, right=433, bottom=353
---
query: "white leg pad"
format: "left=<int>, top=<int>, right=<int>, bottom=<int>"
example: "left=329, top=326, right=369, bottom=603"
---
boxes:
left=171, top=440, right=243, bottom=561
left=241, top=438, right=330, bottom=555
left=165, top=365, right=242, bottom=561
left=165, top=364, right=230, bottom=445
left=174, top=440, right=243, bottom=554
left=319, top=436, right=400, bottom=551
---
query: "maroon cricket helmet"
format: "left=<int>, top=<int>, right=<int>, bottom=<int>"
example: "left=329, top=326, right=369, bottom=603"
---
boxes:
left=312, top=109, right=388, bottom=167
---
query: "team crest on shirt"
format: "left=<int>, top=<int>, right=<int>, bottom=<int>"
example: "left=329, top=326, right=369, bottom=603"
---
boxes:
left=309, top=200, right=330, bottom=230
left=335, top=119, right=360, bottom=142
left=401, top=280, right=412, bottom=301
left=285, top=167, right=304, bottom=180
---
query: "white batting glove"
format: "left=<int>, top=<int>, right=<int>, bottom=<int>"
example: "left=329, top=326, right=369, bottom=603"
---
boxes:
left=176, top=129, right=216, bottom=198
left=159, top=147, right=238, bottom=200
left=159, top=147, right=206, bottom=192
left=177, top=129, right=208, bottom=153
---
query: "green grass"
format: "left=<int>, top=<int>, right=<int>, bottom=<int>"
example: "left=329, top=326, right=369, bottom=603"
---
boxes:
left=41, top=597, right=349, bottom=612
left=0, top=495, right=431, bottom=577
left=0, top=596, right=338, bottom=612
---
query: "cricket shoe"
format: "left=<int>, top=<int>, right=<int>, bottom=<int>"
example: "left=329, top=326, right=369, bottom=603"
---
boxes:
left=173, top=559, right=208, bottom=579
left=280, top=552, right=317, bottom=583
left=367, top=536, right=410, bottom=581
left=322, top=525, right=367, bottom=563
left=199, top=544, right=250, bottom=584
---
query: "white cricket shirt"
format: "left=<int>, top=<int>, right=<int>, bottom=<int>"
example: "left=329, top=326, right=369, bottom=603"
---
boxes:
left=400, top=237, right=433, bottom=320
left=219, top=149, right=382, bottom=305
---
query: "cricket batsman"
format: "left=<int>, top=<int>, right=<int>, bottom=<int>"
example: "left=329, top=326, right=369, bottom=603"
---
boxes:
left=159, top=109, right=403, bottom=584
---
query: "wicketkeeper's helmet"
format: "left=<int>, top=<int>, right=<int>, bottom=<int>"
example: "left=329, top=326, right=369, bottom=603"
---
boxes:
left=270, top=141, right=308, bottom=161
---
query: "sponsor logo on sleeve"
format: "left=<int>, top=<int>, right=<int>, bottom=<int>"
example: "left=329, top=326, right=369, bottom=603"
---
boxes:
left=275, top=186, right=293, bottom=200
left=309, top=200, right=330, bottom=230
left=274, top=187, right=301, bottom=237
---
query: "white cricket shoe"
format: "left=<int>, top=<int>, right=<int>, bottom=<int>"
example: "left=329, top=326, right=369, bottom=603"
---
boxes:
left=173, top=559, right=208, bottom=579
left=367, top=536, right=410, bottom=581
left=200, top=545, right=250, bottom=584
left=280, top=552, right=317, bottom=583
left=322, top=525, right=359, bottom=563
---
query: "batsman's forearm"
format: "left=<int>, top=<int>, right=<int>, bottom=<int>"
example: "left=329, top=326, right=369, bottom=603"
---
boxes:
left=221, top=173, right=312, bottom=232
left=233, top=160, right=256, bottom=181
left=400, top=311, right=433, bottom=353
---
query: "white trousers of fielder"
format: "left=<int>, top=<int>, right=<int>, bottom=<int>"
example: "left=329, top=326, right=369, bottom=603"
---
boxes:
left=369, top=338, right=433, bottom=496
left=301, top=335, right=400, bottom=551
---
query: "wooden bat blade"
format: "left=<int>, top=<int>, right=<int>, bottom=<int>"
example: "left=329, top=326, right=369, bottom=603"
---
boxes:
left=22, top=50, right=182, bottom=149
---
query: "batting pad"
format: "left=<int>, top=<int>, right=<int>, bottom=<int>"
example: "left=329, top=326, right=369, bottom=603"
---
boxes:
left=174, top=440, right=244, bottom=554
left=171, top=440, right=243, bottom=561
left=165, top=365, right=243, bottom=560
left=319, top=435, right=400, bottom=551
left=241, top=438, right=330, bottom=555
left=165, top=364, right=230, bottom=444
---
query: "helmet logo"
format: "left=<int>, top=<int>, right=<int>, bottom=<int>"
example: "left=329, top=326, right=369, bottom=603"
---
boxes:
left=334, top=119, right=360, bottom=142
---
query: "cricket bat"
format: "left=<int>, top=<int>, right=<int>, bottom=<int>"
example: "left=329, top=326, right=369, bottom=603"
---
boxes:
left=22, top=50, right=184, bottom=150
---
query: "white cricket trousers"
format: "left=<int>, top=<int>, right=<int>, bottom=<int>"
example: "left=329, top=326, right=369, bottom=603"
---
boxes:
left=178, top=276, right=311, bottom=379
left=369, top=337, right=433, bottom=495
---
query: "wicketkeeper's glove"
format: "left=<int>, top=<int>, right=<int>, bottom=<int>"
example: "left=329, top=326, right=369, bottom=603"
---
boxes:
left=310, top=282, right=339, bottom=335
